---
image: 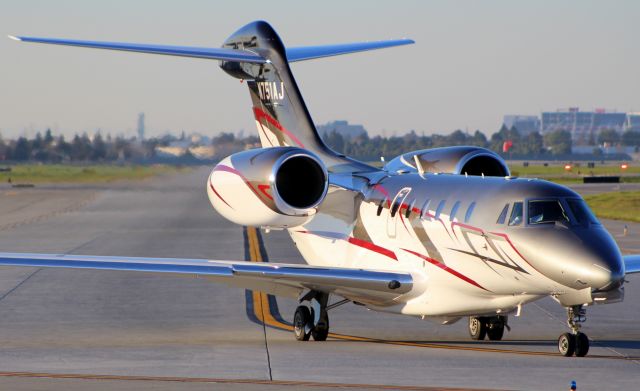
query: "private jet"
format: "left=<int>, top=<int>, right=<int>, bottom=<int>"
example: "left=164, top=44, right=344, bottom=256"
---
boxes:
left=4, top=21, right=639, bottom=357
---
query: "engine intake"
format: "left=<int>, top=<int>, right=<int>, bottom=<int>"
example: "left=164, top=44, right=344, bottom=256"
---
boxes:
left=384, top=146, right=510, bottom=177
left=275, top=155, right=327, bottom=210
left=208, top=147, right=328, bottom=228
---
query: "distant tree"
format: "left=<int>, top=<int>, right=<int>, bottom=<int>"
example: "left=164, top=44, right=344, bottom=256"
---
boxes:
left=522, top=131, right=544, bottom=156
left=44, top=128, right=54, bottom=146
left=212, top=132, right=235, bottom=145
left=597, top=128, right=620, bottom=145
left=622, top=130, right=640, bottom=147
left=32, top=132, right=43, bottom=150
left=12, top=137, right=31, bottom=161
left=472, top=130, right=488, bottom=147
left=70, top=133, right=92, bottom=161
left=544, top=129, right=572, bottom=155
left=0, top=133, right=6, bottom=160
left=447, top=130, right=467, bottom=145
left=325, top=130, right=345, bottom=154
left=489, top=124, right=510, bottom=152
left=56, top=135, right=71, bottom=159
left=91, top=133, right=107, bottom=161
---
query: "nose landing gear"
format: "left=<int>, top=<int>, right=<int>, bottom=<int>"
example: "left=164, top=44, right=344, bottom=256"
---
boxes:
left=558, top=305, right=590, bottom=357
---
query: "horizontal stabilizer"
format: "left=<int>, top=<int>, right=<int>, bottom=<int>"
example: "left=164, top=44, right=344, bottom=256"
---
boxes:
left=286, top=39, right=414, bottom=62
left=8, top=35, right=267, bottom=63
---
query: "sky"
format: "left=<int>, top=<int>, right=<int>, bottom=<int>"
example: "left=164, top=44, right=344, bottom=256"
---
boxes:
left=0, top=0, right=638, bottom=139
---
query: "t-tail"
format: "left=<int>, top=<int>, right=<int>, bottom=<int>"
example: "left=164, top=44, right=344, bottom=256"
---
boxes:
left=9, top=20, right=413, bottom=172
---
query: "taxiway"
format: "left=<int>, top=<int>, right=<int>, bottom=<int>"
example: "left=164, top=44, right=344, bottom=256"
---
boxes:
left=0, top=168, right=638, bottom=390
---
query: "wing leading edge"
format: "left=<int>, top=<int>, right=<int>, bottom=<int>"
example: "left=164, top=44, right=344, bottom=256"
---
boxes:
left=624, top=255, right=640, bottom=275
left=0, top=253, right=413, bottom=306
left=8, top=36, right=267, bottom=63
left=286, top=39, right=415, bottom=62
left=9, top=35, right=413, bottom=64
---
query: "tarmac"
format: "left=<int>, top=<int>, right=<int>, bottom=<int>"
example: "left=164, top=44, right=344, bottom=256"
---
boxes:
left=0, top=167, right=638, bottom=390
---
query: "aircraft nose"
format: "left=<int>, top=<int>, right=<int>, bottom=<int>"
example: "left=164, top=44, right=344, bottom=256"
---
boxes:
left=587, top=259, right=623, bottom=291
left=579, top=230, right=624, bottom=291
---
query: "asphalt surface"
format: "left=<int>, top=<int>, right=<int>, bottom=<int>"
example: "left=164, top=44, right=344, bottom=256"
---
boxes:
left=0, top=168, right=638, bottom=391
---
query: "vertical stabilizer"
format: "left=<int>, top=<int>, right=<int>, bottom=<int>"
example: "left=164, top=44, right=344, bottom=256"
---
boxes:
left=220, top=21, right=374, bottom=173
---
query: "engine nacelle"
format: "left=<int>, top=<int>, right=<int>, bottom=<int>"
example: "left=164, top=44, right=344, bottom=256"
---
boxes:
left=384, top=146, right=510, bottom=177
left=207, top=147, right=328, bottom=228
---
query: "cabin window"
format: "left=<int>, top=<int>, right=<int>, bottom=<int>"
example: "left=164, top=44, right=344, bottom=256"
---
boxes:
left=528, top=199, right=569, bottom=225
left=405, top=200, right=416, bottom=218
left=376, top=199, right=385, bottom=216
left=389, top=188, right=411, bottom=218
left=420, top=199, right=431, bottom=218
left=390, top=198, right=401, bottom=217
left=450, top=201, right=461, bottom=221
left=508, top=202, right=523, bottom=226
left=496, top=204, right=509, bottom=224
left=435, top=200, right=446, bottom=219
left=464, top=202, right=476, bottom=223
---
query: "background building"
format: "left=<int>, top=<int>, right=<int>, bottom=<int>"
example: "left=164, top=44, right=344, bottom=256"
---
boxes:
left=626, top=113, right=640, bottom=132
left=540, top=108, right=626, bottom=145
left=502, top=115, right=540, bottom=135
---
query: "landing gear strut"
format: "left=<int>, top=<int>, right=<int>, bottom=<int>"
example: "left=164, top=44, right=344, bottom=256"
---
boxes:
left=468, top=315, right=508, bottom=341
left=294, top=291, right=345, bottom=342
left=558, top=305, right=589, bottom=357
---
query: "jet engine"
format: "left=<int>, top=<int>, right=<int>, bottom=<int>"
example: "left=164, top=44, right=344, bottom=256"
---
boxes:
left=384, top=146, right=510, bottom=177
left=207, top=147, right=328, bottom=228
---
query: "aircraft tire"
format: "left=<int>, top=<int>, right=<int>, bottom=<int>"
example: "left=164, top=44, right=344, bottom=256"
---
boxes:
left=294, top=306, right=312, bottom=341
left=311, top=311, right=329, bottom=341
left=487, top=323, right=504, bottom=341
left=468, top=316, right=487, bottom=340
left=558, top=332, right=576, bottom=357
left=574, top=332, right=589, bottom=357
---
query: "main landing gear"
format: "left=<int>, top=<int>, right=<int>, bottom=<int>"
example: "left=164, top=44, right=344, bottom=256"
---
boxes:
left=468, top=315, right=508, bottom=341
left=294, top=291, right=347, bottom=342
left=558, top=305, right=589, bottom=357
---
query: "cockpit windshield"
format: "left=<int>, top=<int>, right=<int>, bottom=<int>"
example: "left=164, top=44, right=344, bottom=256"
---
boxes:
left=566, top=198, right=600, bottom=225
left=528, top=199, right=570, bottom=225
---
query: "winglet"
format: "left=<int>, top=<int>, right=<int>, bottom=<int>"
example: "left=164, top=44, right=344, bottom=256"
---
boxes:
left=8, top=35, right=22, bottom=41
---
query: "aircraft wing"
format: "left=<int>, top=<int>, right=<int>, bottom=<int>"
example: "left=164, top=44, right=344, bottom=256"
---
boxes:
left=624, top=255, right=640, bottom=275
left=0, top=253, right=412, bottom=306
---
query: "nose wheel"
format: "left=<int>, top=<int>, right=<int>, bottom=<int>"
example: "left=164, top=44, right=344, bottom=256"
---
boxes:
left=558, top=305, right=590, bottom=357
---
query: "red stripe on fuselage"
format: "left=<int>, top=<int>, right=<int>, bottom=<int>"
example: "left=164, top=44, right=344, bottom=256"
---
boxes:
left=402, top=248, right=489, bottom=291
left=213, top=164, right=268, bottom=203
left=208, top=180, right=233, bottom=209
left=257, top=184, right=273, bottom=200
left=296, top=230, right=397, bottom=261
left=347, top=237, right=398, bottom=261
left=253, top=107, right=305, bottom=148
left=488, top=231, right=540, bottom=274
